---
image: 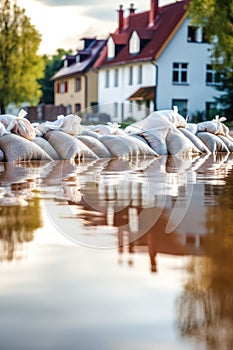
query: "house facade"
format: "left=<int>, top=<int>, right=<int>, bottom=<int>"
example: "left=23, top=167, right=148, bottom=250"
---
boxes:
left=94, top=0, right=222, bottom=123
left=52, top=38, right=105, bottom=116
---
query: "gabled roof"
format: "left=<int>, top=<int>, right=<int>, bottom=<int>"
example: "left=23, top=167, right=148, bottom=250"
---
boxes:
left=52, top=38, right=106, bottom=80
left=94, top=0, right=190, bottom=69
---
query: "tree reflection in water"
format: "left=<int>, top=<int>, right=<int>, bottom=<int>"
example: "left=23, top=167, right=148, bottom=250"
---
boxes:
left=176, top=168, right=233, bottom=349
left=0, top=162, right=44, bottom=262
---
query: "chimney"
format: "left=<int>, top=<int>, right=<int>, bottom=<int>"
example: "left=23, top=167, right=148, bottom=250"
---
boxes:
left=149, top=0, right=159, bottom=26
left=118, top=5, right=124, bottom=33
left=129, top=3, right=135, bottom=15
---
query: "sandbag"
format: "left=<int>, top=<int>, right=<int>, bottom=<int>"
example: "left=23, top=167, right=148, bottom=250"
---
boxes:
left=186, top=123, right=198, bottom=134
left=0, top=110, right=36, bottom=140
left=179, top=128, right=210, bottom=153
left=0, top=148, right=4, bottom=161
left=33, top=136, right=61, bottom=160
left=44, top=130, right=98, bottom=161
left=196, top=132, right=229, bottom=153
left=77, top=135, right=112, bottom=158
left=166, top=128, right=201, bottom=156
left=0, top=133, right=52, bottom=162
left=216, top=135, right=233, bottom=152
left=90, top=122, right=125, bottom=135
left=197, top=116, right=229, bottom=136
left=81, top=130, right=102, bottom=139
left=139, top=128, right=168, bottom=155
left=35, top=114, right=82, bottom=136
left=125, top=110, right=179, bottom=155
left=99, top=134, right=158, bottom=158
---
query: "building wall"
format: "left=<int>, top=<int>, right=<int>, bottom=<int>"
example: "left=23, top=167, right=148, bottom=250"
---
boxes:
left=98, top=62, right=155, bottom=123
left=157, top=17, right=220, bottom=117
left=54, top=70, right=98, bottom=115
left=98, top=18, right=221, bottom=122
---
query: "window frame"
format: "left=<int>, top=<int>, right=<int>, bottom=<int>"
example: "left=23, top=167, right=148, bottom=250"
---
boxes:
left=172, top=62, right=189, bottom=85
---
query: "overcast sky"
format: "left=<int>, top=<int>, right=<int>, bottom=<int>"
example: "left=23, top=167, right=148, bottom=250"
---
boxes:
left=17, top=0, right=174, bottom=55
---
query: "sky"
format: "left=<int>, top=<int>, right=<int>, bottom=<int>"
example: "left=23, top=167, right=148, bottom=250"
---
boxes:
left=17, top=0, right=173, bottom=55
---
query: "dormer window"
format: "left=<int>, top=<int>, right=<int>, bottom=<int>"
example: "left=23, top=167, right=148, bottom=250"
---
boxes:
left=129, top=31, right=140, bottom=54
left=76, top=55, right=80, bottom=63
left=107, top=37, right=115, bottom=59
left=187, top=26, right=207, bottom=43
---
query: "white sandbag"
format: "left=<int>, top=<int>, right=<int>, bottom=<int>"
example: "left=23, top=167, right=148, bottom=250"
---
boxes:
left=77, top=135, right=112, bottom=158
left=130, top=133, right=150, bottom=145
left=90, top=122, right=125, bottom=135
left=139, top=128, right=168, bottom=155
left=0, top=109, right=36, bottom=140
left=81, top=130, right=102, bottom=139
left=0, top=133, right=52, bottom=162
left=186, top=123, right=198, bottom=134
left=196, top=132, right=229, bottom=153
left=99, top=134, right=158, bottom=158
left=197, top=116, right=229, bottom=136
left=179, top=128, right=210, bottom=153
left=0, top=122, right=10, bottom=136
left=125, top=110, right=182, bottom=155
left=166, top=128, right=201, bottom=156
left=0, top=148, right=4, bottom=161
left=32, top=136, right=61, bottom=160
left=216, top=135, right=233, bottom=152
left=44, top=130, right=98, bottom=161
left=36, top=114, right=82, bottom=136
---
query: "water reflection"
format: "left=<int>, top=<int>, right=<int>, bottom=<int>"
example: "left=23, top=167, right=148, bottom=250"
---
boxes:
left=176, top=164, right=233, bottom=350
left=0, top=162, right=44, bottom=261
left=1, top=154, right=233, bottom=348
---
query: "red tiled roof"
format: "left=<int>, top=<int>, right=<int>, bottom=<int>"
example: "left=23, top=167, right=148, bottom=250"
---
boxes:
left=94, top=0, right=190, bottom=68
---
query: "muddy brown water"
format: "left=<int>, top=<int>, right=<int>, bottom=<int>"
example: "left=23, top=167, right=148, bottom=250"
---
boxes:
left=0, top=154, right=233, bottom=350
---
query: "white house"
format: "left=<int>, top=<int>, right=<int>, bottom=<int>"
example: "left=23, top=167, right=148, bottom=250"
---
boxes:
left=94, top=0, right=222, bottom=123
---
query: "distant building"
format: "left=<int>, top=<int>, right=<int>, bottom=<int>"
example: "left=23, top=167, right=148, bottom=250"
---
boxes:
left=51, top=38, right=105, bottom=116
left=94, top=0, right=222, bottom=122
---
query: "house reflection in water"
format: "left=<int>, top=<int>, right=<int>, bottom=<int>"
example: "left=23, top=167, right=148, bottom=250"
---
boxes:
left=64, top=154, right=233, bottom=272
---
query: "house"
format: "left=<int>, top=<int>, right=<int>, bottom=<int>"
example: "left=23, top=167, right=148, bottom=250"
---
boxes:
left=94, top=0, right=222, bottom=123
left=51, top=38, right=105, bottom=116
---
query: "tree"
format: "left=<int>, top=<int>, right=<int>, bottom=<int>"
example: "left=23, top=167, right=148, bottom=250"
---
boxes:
left=188, top=0, right=233, bottom=119
left=188, top=0, right=233, bottom=69
left=215, top=72, right=233, bottom=120
left=39, top=48, right=72, bottom=104
left=0, top=0, right=44, bottom=113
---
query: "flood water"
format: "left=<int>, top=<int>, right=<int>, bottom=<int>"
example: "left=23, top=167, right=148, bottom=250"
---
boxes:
left=0, top=154, right=233, bottom=350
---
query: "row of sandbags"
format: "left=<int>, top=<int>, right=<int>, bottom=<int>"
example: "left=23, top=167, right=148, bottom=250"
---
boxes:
left=0, top=109, right=233, bottom=162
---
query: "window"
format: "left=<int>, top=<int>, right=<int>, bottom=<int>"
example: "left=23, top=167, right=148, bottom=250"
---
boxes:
left=172, top=63, right=188, bottom=84
left=114, top=102, right=118, bottom=118
left=129, top=31, right=140, bottom=54
left=105, top=70, right=110, bottom=88
left=107, top=37, right=115, bottom=59
left=206, top=102, right=218, bottom=119
left=137, top=100, right=143, bottom=111
left=114, top=69, right=119, bottom=87
left=129, top=66, right=133, bottom=85
left=57, top=81, right=68, bottom=94
left=172, top=99, right=188, bottom=117
left=129, top=101, right=133, bottom=114
left=76, top=77, right=81, bottom=92
left=187, top=26, right=207, bottom=43
left=75, top=103, right=81, bottom=113
left=138, top=65, right=143, bottom=84
left=206, top=64, right=221, bottom=85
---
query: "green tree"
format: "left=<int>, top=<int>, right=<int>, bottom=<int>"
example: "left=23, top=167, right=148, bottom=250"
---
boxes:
left=188, top=0, right=233, bottom=69
left=215, top=72, right=233, bottom=120
left=39, top=48, right=72, bottom=104
left=188, top=1, right=233, bottom=119
left=0, top=0, right=44, bottom=113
